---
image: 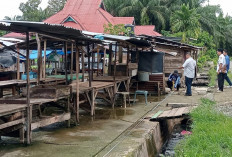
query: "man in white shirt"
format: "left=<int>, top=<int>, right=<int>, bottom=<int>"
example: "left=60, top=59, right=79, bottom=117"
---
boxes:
left=217, top=48, right=226, bottom=92
left=179, top=52, right=196, bottom=96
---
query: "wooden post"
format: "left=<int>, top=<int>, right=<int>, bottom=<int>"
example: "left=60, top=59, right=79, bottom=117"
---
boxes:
left=81, top=48, right=85, bottom=82
left=87, top=43, right=91, bottom=87
left=113, top=43, right=117, bottom=83
left=55, top=62, right=57, bottom=75
left=119, top=44, right=123, bottom=63
left=91, top=89, right=95, bottom=116
left=97, top=45, right=100, bottom=76
left=108, top=44, right=112, bottom=75
left=76, top=46, right=80, bottom=123
left=92, top=44, right=94, bottom=80
left=126, top=46, right=130, bottom=76
left=43, top=40, right=47, bottom=79
left=36, top=34, right=41, bottom=84
left=103, top=48, right=106, bottom=76
left=16, top=45, right=20, bottom=80
left=26, top=32, right=32, bottom=145
left=71, top=43, right=74, bottom=81
left=64, top=42, right=68, bottom=85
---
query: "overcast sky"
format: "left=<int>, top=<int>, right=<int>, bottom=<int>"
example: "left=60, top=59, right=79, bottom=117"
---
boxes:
left=0, top=0, right=231, bottom=20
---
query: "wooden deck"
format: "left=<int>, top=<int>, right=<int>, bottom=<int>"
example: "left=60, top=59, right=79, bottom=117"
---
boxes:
left=93, top=76, right=130, bottom=82
left=150, top=106, right=197, bottom=121
left=0, top=104, right=26, bottom=117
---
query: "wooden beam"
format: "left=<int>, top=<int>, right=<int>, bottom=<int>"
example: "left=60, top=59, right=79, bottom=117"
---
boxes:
left=36, top=34, right=41, bottom=84
left=108, top=44, right=112, bottom=75
left=103, top=48, right=106, bottom=76
left=97, top=45, right=100, bottom=76
left=43, top=40, right=47, bottom=79
left=26, top=31, right=32, bottom=145
left=87, top=43, right=91, bottom=87
left=119, top=44, right=123, bottom=63
left=81, top=48, right=85, bottom=82
left=76, top=46, right=80, bottom=123
left=16, top=45, right=20, bottom=80
left=71, top=43, right=74, bottom=82
left=31, top=113, right=71, bottom=130
left=0, top=118, right=25, bottom=130
left=64, top=42, right=68, bottom=85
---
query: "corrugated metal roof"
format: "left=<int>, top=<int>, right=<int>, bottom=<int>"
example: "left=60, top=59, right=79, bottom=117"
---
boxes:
left=0, top=20, right=101, bottom=43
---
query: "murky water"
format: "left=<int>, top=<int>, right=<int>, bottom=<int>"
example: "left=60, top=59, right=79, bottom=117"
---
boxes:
left=0, top=95, right=163, bottom=157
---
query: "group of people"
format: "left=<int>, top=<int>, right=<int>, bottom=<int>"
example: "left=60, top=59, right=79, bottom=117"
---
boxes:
left=216, top=49, right=231, bottom=92
left=167, top=49, right=231, bottom=95
left=167, top=52, right=196, bottom=96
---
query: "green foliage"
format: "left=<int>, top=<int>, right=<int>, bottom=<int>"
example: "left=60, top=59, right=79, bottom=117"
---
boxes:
left=46, top=0, right=67, bottom=17
left=170, top=4, right=201, bottom=42
left=103, top=23, right=133, bottom=36
left=175, top=98, right=232, bottom=156
left=0, top=31, right=7, bottom=36
left=208, top=68, right=217, bottom=87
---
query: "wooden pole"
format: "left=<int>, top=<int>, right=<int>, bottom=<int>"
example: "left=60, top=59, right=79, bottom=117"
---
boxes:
left=81, top=48, right=85, bottom=82
left=64, top=42, right=68, bottom=85
left=43, top=40, right=47, bottom=78
left=127, top=46, right=130, bottom=77
left=108, top=44, right=112, bottom=75
left=97, top=45, right=100, bottom=76
left=26, top=32, right=31, bottom=145
left=76, top=46, right=80, bottom=123
left=103, top=48, right=106, bottom=76
left=114, top=43, right=117, bottom=83
left=71, top=43, right=74, bottom=81
left=16, top=45, right=20, bottom=80
left=87, top=43, right=91, bottom=87
left=91, top=44, right=94, bottom=81
left=119, top=44, right=123, bottom=63
left=35, top=34, right=41, bottom=84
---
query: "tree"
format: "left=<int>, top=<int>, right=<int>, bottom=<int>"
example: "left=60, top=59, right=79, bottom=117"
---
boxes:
left=170, top=4, right=200, bottom=42
left=46, top=0, right=67, bottom=17
left=4, top=15, right=23, bottom=21
left=118, top=0, right=169, bottom=31
left=19, top=0, right=47, bottom=21
left=103, top=23, right=133, bottom=36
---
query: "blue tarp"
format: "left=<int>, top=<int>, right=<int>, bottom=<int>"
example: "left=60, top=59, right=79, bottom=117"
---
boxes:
left=56, top=50, right=71, bottom=55
left=29, top=50, right=53, bottom=59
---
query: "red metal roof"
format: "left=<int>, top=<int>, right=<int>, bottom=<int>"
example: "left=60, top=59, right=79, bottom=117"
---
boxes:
left=3, top=32, right=26, bottom=39
left=134, top=25, right=162, bottom=36
left=44, top=0, right=134, bottom=33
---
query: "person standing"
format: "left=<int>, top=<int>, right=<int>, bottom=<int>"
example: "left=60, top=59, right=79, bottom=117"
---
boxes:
left=217, top=48, right=226, bottom=92
left=179, top=52, right=196, bottom=96
left=223, top=49, right=232, bottom=86
left=167, top=70, right=181, bottom=91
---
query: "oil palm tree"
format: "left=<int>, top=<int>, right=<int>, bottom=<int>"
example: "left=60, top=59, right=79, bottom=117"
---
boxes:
left=118, top=0, right=169, bottom=31
left=171, top=4, right=200, bottom=42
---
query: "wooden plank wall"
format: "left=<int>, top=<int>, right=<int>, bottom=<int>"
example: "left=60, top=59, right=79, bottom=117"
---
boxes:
left=138, top=74, right=165, bottom=94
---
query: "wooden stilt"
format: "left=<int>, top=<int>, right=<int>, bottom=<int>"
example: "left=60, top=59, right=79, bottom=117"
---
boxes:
left=103, top=48, right=106, bottom=76
left=64, top=42, right=68, bottom=85
left=36, top=34, right=41, bottom=84
left=97, top=46, right=100, bottom=76
left=43, top=40, right=47, bottom=78
left=71, top=43, right=74, bottom=81
left=76, top=46, right=80, bottom=123
left=108, top=44, right=112, bottom=75
left=16, top=45, right=20, bottom=80
left=26, top=32, right=31, bottom=145
left=91, top=89, right=95, bottom=116
left=91, top=44, right=94, bottom=81
left=87, top=43, right=91, bottom=87
left=119, top=44, right=123, bottom=63
left=81, top=49, right=85, bottom=82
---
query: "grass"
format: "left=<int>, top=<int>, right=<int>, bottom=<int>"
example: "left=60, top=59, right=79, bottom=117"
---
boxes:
left=208, top=68, right=217, bottom=87
left=175, top=98, right=232, bottom=157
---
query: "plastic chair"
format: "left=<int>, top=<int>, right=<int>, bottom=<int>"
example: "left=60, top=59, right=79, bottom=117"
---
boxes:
left=133, top=90, right=148, bottom=105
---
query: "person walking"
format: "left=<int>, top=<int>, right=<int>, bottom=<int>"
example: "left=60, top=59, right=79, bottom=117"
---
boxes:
left=179, top=52, right=196, bottom=96
left=167, top=70, right=181, bottom=91
left=223, top=49, right=232, bottom=86
left=217, top=48, right=226, bottom=92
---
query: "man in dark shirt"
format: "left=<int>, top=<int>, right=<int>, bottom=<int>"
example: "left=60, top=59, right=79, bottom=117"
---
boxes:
left=223, top=50, right=232, bottom=86
left=167, top=70, right=181, bottom=91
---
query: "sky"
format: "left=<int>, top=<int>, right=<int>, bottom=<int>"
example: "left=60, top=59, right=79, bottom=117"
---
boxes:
left=0, top=0, right=231, bottom=20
